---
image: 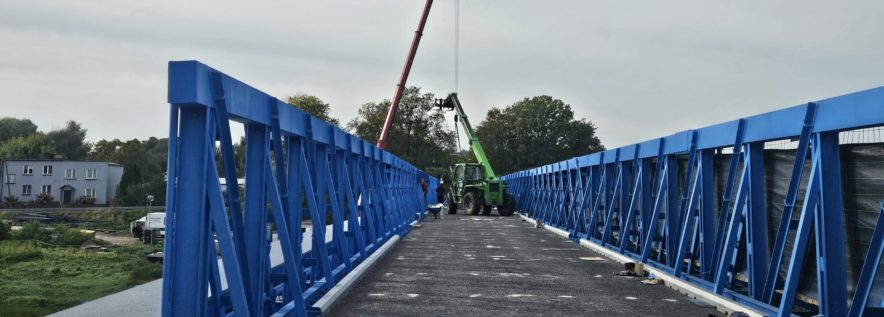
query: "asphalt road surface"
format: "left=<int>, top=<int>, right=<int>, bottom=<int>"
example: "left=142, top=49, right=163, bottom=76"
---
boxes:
left=333, top=213, right=723, bottom=316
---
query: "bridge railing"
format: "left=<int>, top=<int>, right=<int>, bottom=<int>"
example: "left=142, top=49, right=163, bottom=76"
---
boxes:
left=162, top=61, right=433, bottom=317
left=502, top=87, right=884, bottom=316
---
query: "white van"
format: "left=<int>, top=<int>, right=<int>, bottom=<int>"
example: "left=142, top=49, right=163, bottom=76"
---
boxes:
left=131, top=212, right=166, bottom=244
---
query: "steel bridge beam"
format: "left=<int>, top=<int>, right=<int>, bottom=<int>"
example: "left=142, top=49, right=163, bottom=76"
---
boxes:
left=163, top=61, right=434, bottom=316
left=503, top=86, right=884, bottom=316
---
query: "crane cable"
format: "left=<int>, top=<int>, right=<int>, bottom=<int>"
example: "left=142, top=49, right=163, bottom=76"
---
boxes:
left=454, top=0, right=459, bottom=93
left=453, top=0, right=462, bottom=155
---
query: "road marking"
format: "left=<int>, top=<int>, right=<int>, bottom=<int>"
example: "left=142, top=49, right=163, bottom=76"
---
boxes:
left=507, top=294, right=535, bottom=298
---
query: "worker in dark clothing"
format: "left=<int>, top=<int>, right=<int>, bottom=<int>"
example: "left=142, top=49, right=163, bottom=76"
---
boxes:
left=420, top=178, right=429, bottom=200
left=133, top=223, right=144, bottom=239
left=435, top=181, right=447, bottom=205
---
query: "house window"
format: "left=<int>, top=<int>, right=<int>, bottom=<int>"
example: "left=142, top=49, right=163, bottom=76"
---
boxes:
left=4, top=174, right=15, bottom=184
left=86, top=169, right=97, bottom=180
left=23, top=165, right=33, bottom=175
left=22, top=185, right=32, bottom=196
left=41, top=185, right=51, bottom=194
left=85, top=188, right=96, bottom=198
left=64, top=169, right=76, bottom=179
left=42, top=165, right=52, bottom=175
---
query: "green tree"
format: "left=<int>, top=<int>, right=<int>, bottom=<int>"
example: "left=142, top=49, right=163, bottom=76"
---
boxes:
left=90, top=138, right=168, bottom=206
left=214, top=136, right=246, bottom=178
left=112, top=140, right=166, bottom=206
left=475, top=95, right=604, bottom=175
left=47, top=121, right=91, bottom=160
left=348, top=86, right=455, bottom=171
left=0, top=117, right=38, bottom=144
left=0, top=132, right=55, bottom=160
left=90, top=139, right=124, bottom=162
left=286, top=93, right=340, bottom=127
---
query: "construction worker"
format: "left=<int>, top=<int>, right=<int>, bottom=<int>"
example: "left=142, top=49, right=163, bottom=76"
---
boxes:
left=435, top=179, right=447, bottom=205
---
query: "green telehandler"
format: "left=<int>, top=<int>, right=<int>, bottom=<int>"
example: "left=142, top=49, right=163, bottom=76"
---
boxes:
left=435, top=93, right=515, bottom=216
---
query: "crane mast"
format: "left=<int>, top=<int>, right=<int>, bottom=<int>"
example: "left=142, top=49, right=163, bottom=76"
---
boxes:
left=377, top=0, right=434, bottom=149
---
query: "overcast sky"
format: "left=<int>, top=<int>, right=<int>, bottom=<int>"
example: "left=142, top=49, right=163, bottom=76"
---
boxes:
left=1, top=0, right=883, bottom=150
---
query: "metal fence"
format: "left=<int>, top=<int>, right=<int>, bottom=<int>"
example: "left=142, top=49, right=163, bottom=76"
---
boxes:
left=162, top=61, right=434, bottom=317
left=502, top=87, right=884, bottom=317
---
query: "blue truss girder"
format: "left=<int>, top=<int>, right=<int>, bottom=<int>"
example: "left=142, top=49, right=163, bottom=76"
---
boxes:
left=163, top=61, right=434, bottom=317
left=502, top=86, right=884, bottom=316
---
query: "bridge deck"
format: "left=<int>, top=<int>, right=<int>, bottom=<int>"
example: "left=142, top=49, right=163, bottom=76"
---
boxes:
left=334, top=214, right=722, bottom=316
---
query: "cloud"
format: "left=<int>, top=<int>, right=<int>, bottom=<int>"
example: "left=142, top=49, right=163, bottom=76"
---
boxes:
left=1, top=0, right=882, bottom=151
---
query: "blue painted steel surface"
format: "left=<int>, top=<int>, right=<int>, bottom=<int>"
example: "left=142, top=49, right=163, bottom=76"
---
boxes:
left=502, top=87, right=884, bottom=316
left=162, top=61, right=433, bottom=317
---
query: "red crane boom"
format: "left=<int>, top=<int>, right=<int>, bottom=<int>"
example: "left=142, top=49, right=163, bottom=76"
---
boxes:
left=376, top=0, right=434, bottom=149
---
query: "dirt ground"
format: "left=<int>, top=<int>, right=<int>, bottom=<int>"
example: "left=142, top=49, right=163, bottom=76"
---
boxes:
left=95, top=232, right=140, bottom=245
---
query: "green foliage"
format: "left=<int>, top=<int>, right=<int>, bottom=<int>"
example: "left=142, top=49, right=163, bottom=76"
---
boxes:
left=129, top=261, right=163, bottom=284
left=0, top=242, right=163, bottom=313
left=12, top=222, right=51, bottom=242
left=0, top=240, right=42, bottom=261
left=287, top=93, right=341, bottom=127
left=348, top=86, right=456, bottom=171
left=475, top=95, right=604, bottom=175
left=0, top=221, right=9, bottom=240
left=56, top=226, right=92, bottom=246
left=73, top=196, right=96, bottom=206
left=35, top=192, right=54, bottom=205
left=0, top=117, right=38, bottom=144
left=47, top=121, right=91, bottom=160
left=91, top=138, right=168, bottom=206
left=0, top=132, right=55, bottom=160
left=26, top=209, right=147, bottom=232
left=214, top=136, right=246, bottom=178
left=3, top=195, right=18, bottom=208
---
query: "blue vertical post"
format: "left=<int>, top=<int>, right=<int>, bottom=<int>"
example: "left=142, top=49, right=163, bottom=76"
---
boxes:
left=813, top=132, right=848, bottom=316
left=161, top=104, right=179, bottom=317
left=744, top=142, right=768, bottom=299
left=697, top=150, right=715, bottom=280
left=664, top=155, right=679, bottom=266
left=243, top=124, right=269, bottom=316
left=163, top=106, right=211, bottom=317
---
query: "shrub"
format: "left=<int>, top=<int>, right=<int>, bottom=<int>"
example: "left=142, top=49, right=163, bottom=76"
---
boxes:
left=0, top=221, right=9, bottom=240
left=13, top=222, right=51, bottom=242
left=3, top=195, right=18, bottom=207
left=56, top=226, right=91, bottom=246
left=73, top=196, right=96, bottom=206
left=35, top=192, right=54, bottom=205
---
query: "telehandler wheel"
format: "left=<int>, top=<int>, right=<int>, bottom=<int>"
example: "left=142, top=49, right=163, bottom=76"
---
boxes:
left=497, top=194, right=516, bottom=216
left=464, top=192, right=483, bottom=215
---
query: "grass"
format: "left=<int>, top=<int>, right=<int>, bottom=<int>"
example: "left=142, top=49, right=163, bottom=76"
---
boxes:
left=0, top=208, right=151, bottom=232
left=0, top=240, right=163, bottom=316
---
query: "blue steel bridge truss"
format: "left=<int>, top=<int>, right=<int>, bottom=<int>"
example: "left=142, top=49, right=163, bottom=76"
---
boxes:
left=162, top=61, right=435, bottom=317
left=503, top=87, right=884, bottom=317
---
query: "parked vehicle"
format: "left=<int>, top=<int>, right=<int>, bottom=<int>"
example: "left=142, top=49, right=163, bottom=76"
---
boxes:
left=131, top=212, right=165, bottom=244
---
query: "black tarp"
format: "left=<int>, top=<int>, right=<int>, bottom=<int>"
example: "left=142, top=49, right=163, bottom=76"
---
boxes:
left=706, top=143, right=884, bottom=306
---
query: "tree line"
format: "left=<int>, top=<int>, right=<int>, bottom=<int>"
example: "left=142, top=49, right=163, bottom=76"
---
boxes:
left=0, top=88, right=603, bottom=206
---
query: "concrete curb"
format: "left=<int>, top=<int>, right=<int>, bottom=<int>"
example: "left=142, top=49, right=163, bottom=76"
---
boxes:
left=517, top=212, right=764, bottom=317
left=313, top=235, right=401, bottom=315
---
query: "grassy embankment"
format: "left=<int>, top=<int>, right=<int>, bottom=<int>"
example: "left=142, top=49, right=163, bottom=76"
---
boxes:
left=0, top=210, right=162, bottom=316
